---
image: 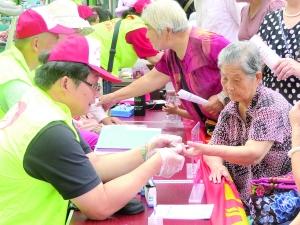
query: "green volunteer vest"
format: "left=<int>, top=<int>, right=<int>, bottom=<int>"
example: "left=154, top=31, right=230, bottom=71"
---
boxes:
left=0, top=44, right=34, bottom=85
left=88, top=15, right=145, bottom=77
left=0, top=44, right=35, bottom=119
left=0, top=108, right=4, bottom=119
left=0, top=87, right=79, bottom=225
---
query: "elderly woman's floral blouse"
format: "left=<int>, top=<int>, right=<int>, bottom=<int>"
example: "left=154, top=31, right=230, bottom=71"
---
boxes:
left=209, top=84, right=292, bottom=207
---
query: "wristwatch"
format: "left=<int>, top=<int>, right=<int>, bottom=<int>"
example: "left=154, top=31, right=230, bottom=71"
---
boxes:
left=141, top=145, right=147, bottom=161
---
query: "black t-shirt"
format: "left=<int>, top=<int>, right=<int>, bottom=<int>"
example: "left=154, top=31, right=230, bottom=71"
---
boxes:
left=23, top=121, right=101, bottom=200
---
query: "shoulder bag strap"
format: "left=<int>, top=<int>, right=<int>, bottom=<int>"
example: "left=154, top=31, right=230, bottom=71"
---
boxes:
left=183, top=0, right=194, bottom=12
left=175, top=54, right=207, bottom=123
left=107, top=19, right=122, bottom=73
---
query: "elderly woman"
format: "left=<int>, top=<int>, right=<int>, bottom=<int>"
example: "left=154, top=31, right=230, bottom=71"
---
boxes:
left=183, top=41, right=292, bottom=212
left=98, top=0, right=230, bottom=124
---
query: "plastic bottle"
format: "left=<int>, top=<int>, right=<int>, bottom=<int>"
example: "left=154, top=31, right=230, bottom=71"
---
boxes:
left=134, top=95, right=146, bottom=116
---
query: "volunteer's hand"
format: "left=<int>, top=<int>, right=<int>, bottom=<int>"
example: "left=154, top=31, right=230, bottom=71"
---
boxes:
left=96, top=93, right=118, bottom=111
left=145, top=134, right=183, bottom=160
left=156, top=149, right=185, bottom=178
left=162, top=102, right=179, bottom=115
left=202, top=94, right=223, bottom=121
left=273, top=58, right=300, bottom=80
left=101, top=117, right=124, bottom=125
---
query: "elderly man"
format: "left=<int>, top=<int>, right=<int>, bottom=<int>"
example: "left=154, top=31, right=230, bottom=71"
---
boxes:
left=0, top=35, right=185, bottom=224
left=0, top=6, right=75, bottom=119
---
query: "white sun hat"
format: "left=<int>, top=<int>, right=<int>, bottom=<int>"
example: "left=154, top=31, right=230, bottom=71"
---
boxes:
left=48, top=0, right=94, bottom=36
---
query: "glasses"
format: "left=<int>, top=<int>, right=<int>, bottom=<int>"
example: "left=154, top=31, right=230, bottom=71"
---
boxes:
left=75, top=77, right=102, bottom=92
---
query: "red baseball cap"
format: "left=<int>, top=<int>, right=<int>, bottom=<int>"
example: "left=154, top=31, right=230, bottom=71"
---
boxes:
left=16, top=6, right=75, bottom=39
left=133, top=0, right=151, bottom=14
left=78, top=5, right=97, bottom=19
left=48, top=36, right=121, bottom=83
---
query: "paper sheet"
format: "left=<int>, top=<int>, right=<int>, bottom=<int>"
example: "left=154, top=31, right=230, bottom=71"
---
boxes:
left=250, top=35, right=281, bottom=69
left=150, top=204, right=214, bottom=220
left=177, top=89, right=208, bottom=105
left=96, top=125, right=162, bottom=149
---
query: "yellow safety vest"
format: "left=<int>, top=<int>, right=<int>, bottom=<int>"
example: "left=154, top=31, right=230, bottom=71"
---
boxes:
left=0, top=87, right=79, bottom=225
left=88, top=15, right=146, bottom=77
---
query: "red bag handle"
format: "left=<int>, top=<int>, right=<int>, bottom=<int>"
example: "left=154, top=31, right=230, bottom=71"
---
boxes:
left=251, top=177, right=295, bottom=184
left=250, top=181, right=298, bottom=191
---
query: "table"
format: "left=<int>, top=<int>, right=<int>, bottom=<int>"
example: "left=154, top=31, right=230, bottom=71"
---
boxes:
left=70, top=182, right=211, bottom=225
left=120, top=110, right=187, bottom=143
left=69, top=109, right=212, bottom=225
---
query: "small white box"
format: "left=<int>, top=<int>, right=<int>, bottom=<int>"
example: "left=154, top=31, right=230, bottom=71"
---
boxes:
left=145, top=179, right=156, bottom=207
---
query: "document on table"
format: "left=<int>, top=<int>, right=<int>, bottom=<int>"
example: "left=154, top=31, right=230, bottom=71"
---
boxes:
left=150, top=204, right=214, bottom=220
left=96, top=125, right=162, bottom=149
left=177, top=89, right=208, bottom=105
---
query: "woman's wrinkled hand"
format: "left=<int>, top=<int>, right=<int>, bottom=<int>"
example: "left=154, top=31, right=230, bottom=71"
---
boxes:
left=182, top=141, right=205, bottom=157
left=202, top=94, right=223, bottom=121
left=208, top=164, right=231, bottom=184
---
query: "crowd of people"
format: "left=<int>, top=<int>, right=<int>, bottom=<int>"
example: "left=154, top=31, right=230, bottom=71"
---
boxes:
left=0, top=0, right=300, bottom=224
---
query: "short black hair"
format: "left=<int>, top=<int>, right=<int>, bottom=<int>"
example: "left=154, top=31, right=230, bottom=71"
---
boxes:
left=121, top=7, right=140, bottom=19
left=35, top=51, right=91, bottom=90
left=93, top=7, right=112, bottom=22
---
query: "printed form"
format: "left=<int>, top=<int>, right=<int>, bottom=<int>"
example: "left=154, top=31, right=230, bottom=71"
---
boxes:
left=150, top=204, right=214, bottom=220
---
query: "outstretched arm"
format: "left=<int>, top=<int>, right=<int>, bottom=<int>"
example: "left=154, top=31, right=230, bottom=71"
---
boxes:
left=73, top=134, right=184, bottom=220
left=97, top=68, right=170, bottom=109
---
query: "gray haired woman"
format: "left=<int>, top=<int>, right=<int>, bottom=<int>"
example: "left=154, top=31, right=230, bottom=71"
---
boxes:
left=98, top=0, right=230, bottom=124
left=183, top=41, right=292, bottom=213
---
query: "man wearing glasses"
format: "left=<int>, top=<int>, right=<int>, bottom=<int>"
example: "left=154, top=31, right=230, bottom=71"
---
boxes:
left=0, top=35, right=185, bottom=224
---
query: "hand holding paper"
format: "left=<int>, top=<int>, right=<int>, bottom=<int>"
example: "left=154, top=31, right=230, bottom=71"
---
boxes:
left=177, top=89, right=208, bottom=105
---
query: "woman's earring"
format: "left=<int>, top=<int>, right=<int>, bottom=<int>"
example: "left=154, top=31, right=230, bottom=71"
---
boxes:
left=167, top=35, right=170, bottom=40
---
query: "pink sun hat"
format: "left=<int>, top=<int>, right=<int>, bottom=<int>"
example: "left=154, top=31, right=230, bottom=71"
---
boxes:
left=16, top=5, right=75, bottom=38
left=48, top=35, right=121, bottom=83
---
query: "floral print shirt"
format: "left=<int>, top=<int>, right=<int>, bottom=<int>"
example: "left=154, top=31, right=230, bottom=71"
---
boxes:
left=209, top=84, right=292, bottom=206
